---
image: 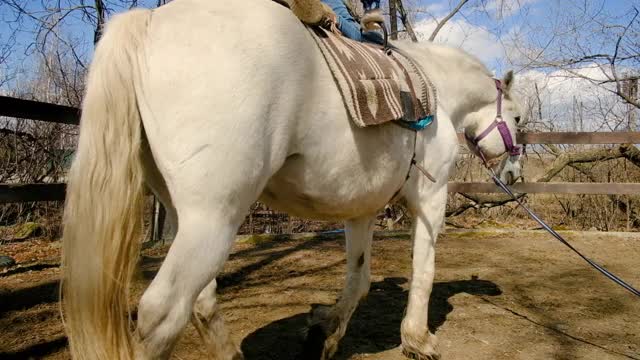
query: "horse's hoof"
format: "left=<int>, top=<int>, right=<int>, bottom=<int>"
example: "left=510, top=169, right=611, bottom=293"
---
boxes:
left=401, top=332, right=441, bottom=360
left=402, top=346, right=441, bottom=360
left=305, top=326, right=339, bottom=360
left=303, top=305, right=342, bottom=359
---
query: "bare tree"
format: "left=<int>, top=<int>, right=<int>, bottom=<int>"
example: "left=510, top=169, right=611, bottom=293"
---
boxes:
left=0, top=0, right=164, bottom=228
left=510, top=2, right=640, bottom=114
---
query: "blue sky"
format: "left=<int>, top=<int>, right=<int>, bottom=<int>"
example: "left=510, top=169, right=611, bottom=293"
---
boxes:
left=0, top=0, right=635, bottom=73
left=1, top=0, right=637, bottom=131
left=0, top=0, right=159, bottom=87
left=411, top=0, right=639, bottom=73
left=1, top=0, right=638, bottom=128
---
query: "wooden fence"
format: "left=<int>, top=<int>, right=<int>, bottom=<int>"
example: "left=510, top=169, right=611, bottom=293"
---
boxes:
left=2, top=95, right=640, bottom=205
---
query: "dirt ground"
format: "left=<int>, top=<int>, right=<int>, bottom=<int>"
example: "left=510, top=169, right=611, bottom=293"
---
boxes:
left=1, top=229, right=639, bottom=360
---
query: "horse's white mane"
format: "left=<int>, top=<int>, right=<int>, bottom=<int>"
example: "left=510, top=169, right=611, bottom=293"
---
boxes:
left=394, top=40, right=493, bottom=77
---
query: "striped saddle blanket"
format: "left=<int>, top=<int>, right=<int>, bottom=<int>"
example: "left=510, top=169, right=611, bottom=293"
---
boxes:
left=307, top=26, right=437, bottom=129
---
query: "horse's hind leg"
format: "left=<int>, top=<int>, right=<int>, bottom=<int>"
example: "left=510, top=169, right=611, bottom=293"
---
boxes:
left=135, top=204, right=246, bottom=359
left=192, top=279, right=242, bottom=359
left=134, top=116, right=284, bottom=359
left=306, top=216, right=374, bottom=359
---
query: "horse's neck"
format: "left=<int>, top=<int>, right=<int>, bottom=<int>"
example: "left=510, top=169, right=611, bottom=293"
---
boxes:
left=417, top=47, right=496, bottom=129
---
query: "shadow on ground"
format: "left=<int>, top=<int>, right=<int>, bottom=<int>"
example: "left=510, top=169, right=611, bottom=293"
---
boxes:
left=241, top=277, right=502, bottom=360
left=0, top=280, right=59, bottom=315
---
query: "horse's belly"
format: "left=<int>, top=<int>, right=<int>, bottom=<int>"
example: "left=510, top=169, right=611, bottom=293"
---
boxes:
left=260, top=179, right=394, bottom=220
left=259, top=152, right=411, bottom=220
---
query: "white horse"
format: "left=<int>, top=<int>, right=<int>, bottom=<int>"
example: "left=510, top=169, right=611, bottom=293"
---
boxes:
left=61, top=0, right=523, bottom=359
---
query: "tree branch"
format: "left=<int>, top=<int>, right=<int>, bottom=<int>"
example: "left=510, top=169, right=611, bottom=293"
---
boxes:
left=429, top=0, right=469, bottom=41
left=535, top=147, right=627, bottom=183
left=446, top=192, right=524, bottom=217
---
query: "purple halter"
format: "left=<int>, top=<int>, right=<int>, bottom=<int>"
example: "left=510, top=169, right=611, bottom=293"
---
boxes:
left=466, top=79, right=521, bottom=164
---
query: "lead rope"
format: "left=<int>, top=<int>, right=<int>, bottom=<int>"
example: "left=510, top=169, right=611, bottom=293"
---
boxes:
left=484, top=167, right=640, bottom=298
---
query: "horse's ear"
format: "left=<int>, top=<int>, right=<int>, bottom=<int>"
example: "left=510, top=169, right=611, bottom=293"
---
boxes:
left=502, top=70, right=515, bottom=93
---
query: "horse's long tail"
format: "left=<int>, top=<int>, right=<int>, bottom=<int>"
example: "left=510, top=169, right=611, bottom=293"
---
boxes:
left=62, top=8, right=151, bottom=360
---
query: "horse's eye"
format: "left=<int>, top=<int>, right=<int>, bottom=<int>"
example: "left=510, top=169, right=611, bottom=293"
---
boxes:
left=514, top=116, right=521, bottom=123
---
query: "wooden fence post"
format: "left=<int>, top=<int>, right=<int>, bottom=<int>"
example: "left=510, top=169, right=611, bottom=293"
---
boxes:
left=156, top=202, right=167, bottom=244
left=148, top=196, right=156, bottom=243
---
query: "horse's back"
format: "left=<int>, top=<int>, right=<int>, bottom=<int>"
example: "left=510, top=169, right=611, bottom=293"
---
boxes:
left=147, top=0, right=315, bottom=77
left=131, top=0, right=320, bottom=206
left=138, top=0, right=319, bottom=164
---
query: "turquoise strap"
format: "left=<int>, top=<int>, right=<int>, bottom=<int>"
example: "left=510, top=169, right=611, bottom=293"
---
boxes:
left=397, top=115, right=433, bottom=131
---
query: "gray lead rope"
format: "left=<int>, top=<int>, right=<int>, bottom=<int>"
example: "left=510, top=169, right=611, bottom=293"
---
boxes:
left=488, top=171, right=640, bottom=297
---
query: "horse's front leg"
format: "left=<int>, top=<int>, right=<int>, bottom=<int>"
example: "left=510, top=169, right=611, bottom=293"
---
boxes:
left=401, top=184, right=447, bottom=360
left=305, top=216, right=375, bottom=359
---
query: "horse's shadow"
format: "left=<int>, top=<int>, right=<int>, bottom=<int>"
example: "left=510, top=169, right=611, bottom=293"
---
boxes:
left=240, top=277, right=502, bottom=360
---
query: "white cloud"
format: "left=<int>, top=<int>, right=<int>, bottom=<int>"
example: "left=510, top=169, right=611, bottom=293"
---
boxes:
left=515, top=67, right=630, bottom=131
left=410, top=1, right=633, bottom=131
left=518, top=68, right=613, bottom=110
left=414, top=18, right=504, bottom=65
left=419, top=2, right=450, bottom=17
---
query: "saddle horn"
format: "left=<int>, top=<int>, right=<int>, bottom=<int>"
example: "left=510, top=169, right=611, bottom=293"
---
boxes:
left=360, top=9, right=389, bottom=50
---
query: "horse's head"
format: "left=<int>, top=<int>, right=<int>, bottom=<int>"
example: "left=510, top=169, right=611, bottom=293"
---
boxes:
left=463, top=71, right=523, bottom=185
left=392, top=42, right=523, bottom=184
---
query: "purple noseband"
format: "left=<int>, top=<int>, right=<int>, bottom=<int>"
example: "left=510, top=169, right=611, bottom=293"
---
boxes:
left=466, top=79, right=521, bottom=163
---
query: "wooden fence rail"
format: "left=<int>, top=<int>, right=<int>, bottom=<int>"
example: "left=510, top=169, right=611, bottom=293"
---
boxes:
left=0, top=184, right=66, bottom=203
left=2, top=181, right=640, bottom=205
left=0, top=96, right=80, bottom=125
left=1, top=96, right=640, bottom=204
left=448, top=182, right=640, bottom=195
left=456, top=132, right=640, bottom=144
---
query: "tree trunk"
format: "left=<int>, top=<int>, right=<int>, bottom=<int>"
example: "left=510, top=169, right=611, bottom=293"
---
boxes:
left=94, top=0, right=106, bottom=44
left=395, top=0, right=417, bottom=42
left=389, top=0, right=398, bottom=40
